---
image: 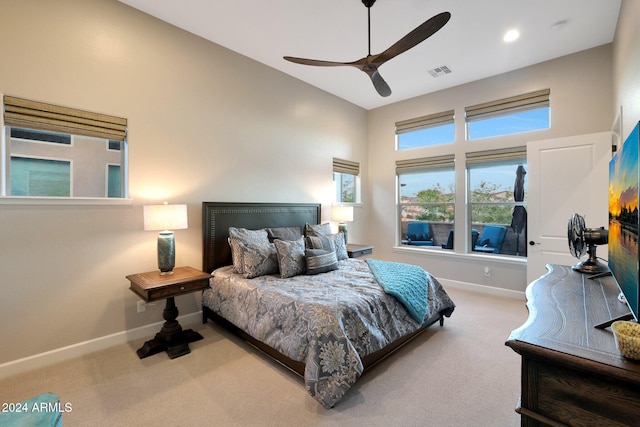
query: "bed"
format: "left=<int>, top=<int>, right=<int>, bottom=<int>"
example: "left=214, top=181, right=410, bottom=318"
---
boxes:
left=201, top=202, right=455, bottom=408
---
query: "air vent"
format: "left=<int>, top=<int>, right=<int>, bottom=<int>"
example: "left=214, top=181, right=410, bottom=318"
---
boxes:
left=428, top=66, right=452, bottom=78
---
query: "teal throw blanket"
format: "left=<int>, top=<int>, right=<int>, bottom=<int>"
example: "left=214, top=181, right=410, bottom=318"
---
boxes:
left=365, top=258, right=428, bottom=322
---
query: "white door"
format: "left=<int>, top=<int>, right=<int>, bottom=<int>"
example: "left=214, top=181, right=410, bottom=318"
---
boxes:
left=527, top=132, right=611, bottom=285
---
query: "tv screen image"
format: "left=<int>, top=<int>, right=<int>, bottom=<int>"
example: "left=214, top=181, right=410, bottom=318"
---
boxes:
left=608, top=121, right=640, bottom=322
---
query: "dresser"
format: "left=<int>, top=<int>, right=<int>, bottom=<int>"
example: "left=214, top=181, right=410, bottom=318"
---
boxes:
left=505, top=264, right=640, bottom=426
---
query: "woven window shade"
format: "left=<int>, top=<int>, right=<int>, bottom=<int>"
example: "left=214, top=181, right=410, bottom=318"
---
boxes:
left=395, top=110, right=454, bottom=135
left=3, top=95, right=127, bottom=141
left=465, top=89, right=550, bottom=122
left=396, top=154, right=455, bottom=174
left=465, top=147, right=526, bottom=166
left=333, top=158, right=359, bottom=175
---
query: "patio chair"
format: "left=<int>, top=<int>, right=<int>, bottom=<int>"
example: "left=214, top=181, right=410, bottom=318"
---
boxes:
left=403, top=221, right=434, bottom=246
left=473, top=225, right=507, bottom=254
left=442, top=228, right=480, bottom=249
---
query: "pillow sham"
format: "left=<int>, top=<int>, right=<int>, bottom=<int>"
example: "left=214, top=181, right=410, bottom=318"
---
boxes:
left=239, top=242, right=279, bottom=279
left=306, top=232, right=348, bottom=261
left=229, top=227, right=270, bottom=273
left=305, top=248, right=338, bottom=275
left=304, top=222, right=332, bottom=237
left=266, top=227, right=302, bottom=243
left=274, top=237, right=306, bottom=278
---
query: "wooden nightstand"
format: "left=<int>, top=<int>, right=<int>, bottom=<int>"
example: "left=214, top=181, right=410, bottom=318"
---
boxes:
left=127, top=266, right=211, bottom=359
left=346, top=244, right=374, bottom=258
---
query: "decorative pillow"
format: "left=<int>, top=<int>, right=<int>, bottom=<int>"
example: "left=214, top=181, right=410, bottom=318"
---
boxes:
left=304, top=222, right=332, bottom=237
left=305, top=235, right=334, bottom=251
left=266, top=227, right=302, bottom=243
left=274, top=237, right=306, bottom=278
left=305, top=233, right=348, bottom=260
left=305, top=248, right=338, bottom=275
left=239, top=242, right=279, bottom=279
left=228, top=227, right=269, bottom=273
left=328, top=232, right=348, bottom=260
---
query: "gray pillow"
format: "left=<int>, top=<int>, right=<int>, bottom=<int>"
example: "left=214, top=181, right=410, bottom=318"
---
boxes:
left=266, top=227, right=302, bottom=243
left=229, top=227, right=269, bottom=273
left=305, top=248, right=338, bottom=275
left=274, top=237, right=306, bottom=278
left=239, top=242, right=278, bottom=279
left=304, top=222, right=332, bottom=237
left=306, top=233, right=348, bottom=260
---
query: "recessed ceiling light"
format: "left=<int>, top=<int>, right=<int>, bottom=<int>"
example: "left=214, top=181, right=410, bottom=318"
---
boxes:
left=504, top=29, right=520, bottom=43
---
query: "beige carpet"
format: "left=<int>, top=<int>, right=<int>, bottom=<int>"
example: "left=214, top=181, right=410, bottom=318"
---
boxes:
left=0, top=287, right=527, bottom=426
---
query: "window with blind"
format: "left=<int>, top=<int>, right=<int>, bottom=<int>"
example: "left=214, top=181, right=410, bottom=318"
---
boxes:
left=465, top=89, right=550, bottom=140
left=2, top=95, right=128, bottom=198
left=333, top=158, right=360, bottom=203
left=467, top=148, right=527, bottom=257
left=396, top=110, right=455, bottom=150
left=397, top=155, right=455, bottom=248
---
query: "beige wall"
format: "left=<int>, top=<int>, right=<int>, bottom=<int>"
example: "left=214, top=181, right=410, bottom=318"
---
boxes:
left=366, top=44, right=614, bottom=294
left=1, top=0, right=637, bottom=369
left=0, top=0, right=368, bottom=365
left=614, top=0, right=640, bottom=139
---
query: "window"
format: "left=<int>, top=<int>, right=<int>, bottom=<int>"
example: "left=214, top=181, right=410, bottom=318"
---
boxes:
left=466, top=89, right=550, bottom=140
left=395, top=90, right=544, bottom=257
left=11, top=157, right=71, bottom=197
left=107, top=164, right=122, bottom=198
left=396, top=110, right=454, bottom=150
left=333, top=158, right=360, bottom=203
left=467, top=148, right=527, bottom=257
left=2, top=95, right=128, bottom=199
left=397, top=155, right=455, bottom=248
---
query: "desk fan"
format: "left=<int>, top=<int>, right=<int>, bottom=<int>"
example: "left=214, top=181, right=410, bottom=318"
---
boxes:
left=567, top=213, right=609, bottom=274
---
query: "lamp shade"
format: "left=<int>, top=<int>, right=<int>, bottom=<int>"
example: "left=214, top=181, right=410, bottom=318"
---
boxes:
left=143, top=203, right=188, bottom=231
left=331, top=206, right=354, bottom=223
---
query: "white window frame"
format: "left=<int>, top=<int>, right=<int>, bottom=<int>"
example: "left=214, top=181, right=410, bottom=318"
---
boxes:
left=333, top=158, right=361, bottom=204
left=1, top=94, right=131, bottom=205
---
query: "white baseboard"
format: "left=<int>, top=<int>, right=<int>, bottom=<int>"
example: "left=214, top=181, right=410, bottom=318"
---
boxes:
left=439, top=279, right=526, bottom=300
left=0, top=311, right=203, bottom=380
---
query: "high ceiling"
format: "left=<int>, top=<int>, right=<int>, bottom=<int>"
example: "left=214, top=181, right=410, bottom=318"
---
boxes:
left=118, top=0, right=621, bottom=110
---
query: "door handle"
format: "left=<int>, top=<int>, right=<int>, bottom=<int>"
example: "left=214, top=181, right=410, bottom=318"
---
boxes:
left=529, top=241, right=540, bottom=246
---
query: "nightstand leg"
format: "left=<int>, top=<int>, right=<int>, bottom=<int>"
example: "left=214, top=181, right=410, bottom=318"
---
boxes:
left=136, top=297, right=203, bottom=359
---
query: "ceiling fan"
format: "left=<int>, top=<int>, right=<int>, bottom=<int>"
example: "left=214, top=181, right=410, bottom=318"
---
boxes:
left=283, top=0, right=451, bottom=97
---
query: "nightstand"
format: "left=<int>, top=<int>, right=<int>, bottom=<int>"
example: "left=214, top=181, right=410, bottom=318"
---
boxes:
left=127, top=266, right=211, bottom=359
left=346, top=244, right=374, bottom=258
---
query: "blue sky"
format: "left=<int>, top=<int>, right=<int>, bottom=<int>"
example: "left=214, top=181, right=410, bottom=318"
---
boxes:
left=397, top=108, right=545, bottom=197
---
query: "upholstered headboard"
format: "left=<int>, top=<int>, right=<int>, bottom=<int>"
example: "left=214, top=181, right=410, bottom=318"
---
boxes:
left=202, top=202, right=321, bottom=273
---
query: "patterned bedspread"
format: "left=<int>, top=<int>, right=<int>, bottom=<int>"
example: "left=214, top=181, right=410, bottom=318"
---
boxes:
left=202, top=258, right=455, bottom=408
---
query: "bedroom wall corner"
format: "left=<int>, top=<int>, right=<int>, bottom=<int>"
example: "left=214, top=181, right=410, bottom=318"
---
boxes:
left=613, top=0, right=640, bottom=139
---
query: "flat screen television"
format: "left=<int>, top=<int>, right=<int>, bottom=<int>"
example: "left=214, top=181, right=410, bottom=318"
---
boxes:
left=608, top=121, right=640, bottom=323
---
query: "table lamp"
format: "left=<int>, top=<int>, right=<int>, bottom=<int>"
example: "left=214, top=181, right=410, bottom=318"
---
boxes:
left=143, top=202, right=188, bottom=274
left=331, top=206, right=354, bottom=244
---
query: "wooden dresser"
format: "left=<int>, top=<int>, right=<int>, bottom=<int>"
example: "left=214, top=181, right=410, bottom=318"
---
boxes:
left=506, top=264, right=640, bottom=426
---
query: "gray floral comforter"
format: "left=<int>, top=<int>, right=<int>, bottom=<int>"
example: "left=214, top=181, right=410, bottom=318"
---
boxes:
left=202, top=259, right=455, bottom=408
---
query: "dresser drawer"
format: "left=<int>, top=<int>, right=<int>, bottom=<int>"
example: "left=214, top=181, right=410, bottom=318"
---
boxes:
left=145, top=278, right=209, bottom=301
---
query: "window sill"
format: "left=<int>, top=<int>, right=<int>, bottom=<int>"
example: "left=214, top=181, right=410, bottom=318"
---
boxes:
left=393, top=245, right=527, bottom=267
left=0, top=197, right=134, bottom=206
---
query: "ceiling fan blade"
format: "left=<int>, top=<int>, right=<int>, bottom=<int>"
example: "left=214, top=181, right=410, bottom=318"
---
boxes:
left=366, top=69, right=392, bottom=97
left=374, top=11, right=451, bottom=65
left=283, top=56, right=354, bottom=67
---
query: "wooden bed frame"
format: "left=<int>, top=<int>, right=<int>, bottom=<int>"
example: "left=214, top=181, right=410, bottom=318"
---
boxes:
left=201, top=201, right=444, bottom=378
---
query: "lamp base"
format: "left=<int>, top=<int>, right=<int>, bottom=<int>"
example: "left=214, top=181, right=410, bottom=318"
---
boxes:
left=338, top=222, right=348, bottom=245
left=157, top=231, right=176, bottom=274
